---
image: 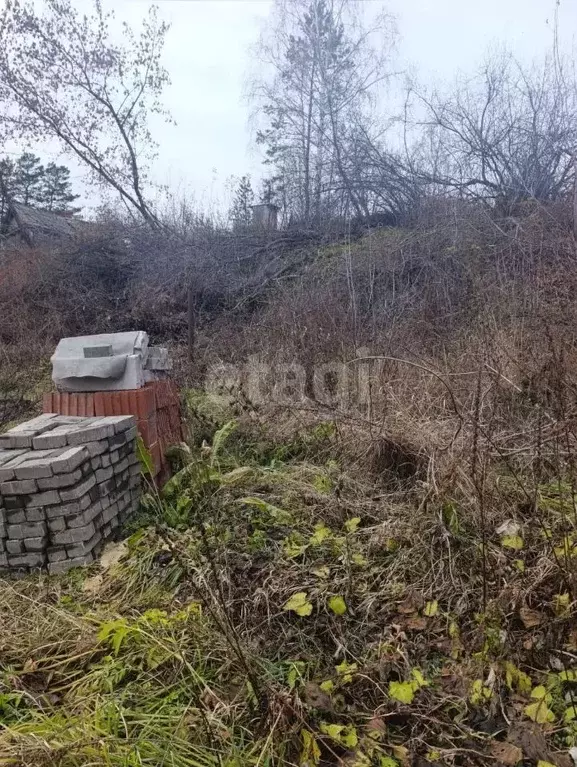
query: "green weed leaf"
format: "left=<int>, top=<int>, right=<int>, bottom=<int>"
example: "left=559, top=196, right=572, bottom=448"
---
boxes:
left=389, top=681, right=414, bottom=704
left=344, top=517, right=361, bottom=533
left=335, top=660, right=357, bottom=683
left=136, top=436, right=154, bottom=478
left=300, top=730, right=321, bottom=766
left=310, top=523, right=332, bottom=545
left=327, top=595, right=347, bottom=615
left=284, top=592, right=313, bottom=617
left=501, top=535, right=524, bottom=551
left=210, top=419, right=237, bottom=464
left=524, top=686, right=555, bottom=723
left=320, top=722, right=358, bottom=748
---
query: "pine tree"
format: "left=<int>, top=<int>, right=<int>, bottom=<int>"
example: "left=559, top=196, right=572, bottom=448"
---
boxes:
left=229, top=175, right=255, bottom=228
left=41, top=163, right=80, bottom=212
left=12, top=152, right=45, bottom=205
left=260, top=176, right=281, bottom=205
left=0, top=152, right=80, bottom=214
left=254, top=0, right=388, bottom=224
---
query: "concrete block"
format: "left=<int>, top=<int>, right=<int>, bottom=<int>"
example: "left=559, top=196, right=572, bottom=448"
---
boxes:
left=115, top=478, right=129, bottom=495
left=0, top=434, right=32, bottom=449
left=116, top=457, right=130, bottom=475
left=52, top=522, right=96, bottom=545
left=124, top=426, right=138, bottom=443
left=105, top=416, right=135, bottom=434
left=7, top=522, right=46, bottom=539
left=88, top=485, right=101, bottom=504
left=101, top=453, right=111, bottom=468
left=86, top=440, right=108, bottom=458
left=8, top=553, right=45, bottom=568
left=6, top=539, right=22, bottom=554
left=66, top=501, right=102, bottom=528
left=48, top=548, right=67, bottom=562
left=67, top=531, right=102, bottom=558
left=48, top=517, right=66, bottom=533
left=0, top=448, right=28, bottom=467
left=98, top=478, right=116, bottom=498
left=14, top=452, right=59, bottom=480
left=26, top=490, right=61, bottom=508
left=51, top=447, right=89, bottom=474
left=25, top=508, right=45, bottom=523
left=120, top=445, right=132, bottom=460
left=0, top=416, right=59, bottom=450
left=67, top=421, right=115, bottom=446
left=59, top=474, right=96, bottom=502
left=45, top=494, right=91, bottom=519
left=129, top=474, right=141, bottom=490
left=32, top=426, right=70, bottom=450
left=91, top=456, right=102, bottom=471
left=109, top=450, right=120, bottom=464
left=7, top=414, right=58, bottom=434
left=108, top=432, right=128, bottom=449
left=24, top=537, right=47, bottom=552
left=95, top=466, right=113, bottom=483
left=0, top=479, right=37, bottom=496
left=48, top=553, right=93, bottom=574
left=0, top=453, right=32, bottom=482
left=101, top=502, right=118, bottom=525
left=6, top=509, right=26, bottom=525
left=4, top=496, right=28, bottom=510
left=37, top=469, right=82, bottom=490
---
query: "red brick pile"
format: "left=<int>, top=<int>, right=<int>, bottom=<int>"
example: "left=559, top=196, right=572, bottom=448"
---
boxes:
left=43, top=380, right=183, bottom=484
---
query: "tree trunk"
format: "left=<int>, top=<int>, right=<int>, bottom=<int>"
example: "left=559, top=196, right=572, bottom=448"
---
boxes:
left=573, top=155, right=577, bottom=241
left=303, top=58, right=317, bottom=224
left=187, top=284, right=196, bottom=365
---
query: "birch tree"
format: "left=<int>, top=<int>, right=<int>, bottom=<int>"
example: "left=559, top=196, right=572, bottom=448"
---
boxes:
left=0, top=0, right=170, bottom=226
left=253, top=0, right=395, bottom=225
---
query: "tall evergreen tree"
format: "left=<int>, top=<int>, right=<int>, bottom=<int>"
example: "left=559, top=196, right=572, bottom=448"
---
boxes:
left=41, top=163, right=80, bottom=212
left=254, top=0, right=392, bottom=224
left=12, top=152, right=44, bottom=206
left=0, top=152, right=80, bottom=215
left=229, top=175, right=255, bottom=228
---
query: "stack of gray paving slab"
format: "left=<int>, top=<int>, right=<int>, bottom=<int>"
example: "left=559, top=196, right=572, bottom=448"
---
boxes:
left=0, top=414, right=141, bottom=575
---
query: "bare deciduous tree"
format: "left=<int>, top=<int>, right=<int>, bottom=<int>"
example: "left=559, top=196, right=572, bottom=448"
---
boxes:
left=416, top=52, right=577, bottom=212
left=0, top=0, right=170, bottom=226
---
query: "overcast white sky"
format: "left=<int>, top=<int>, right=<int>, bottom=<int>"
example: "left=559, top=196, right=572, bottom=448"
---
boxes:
left=11, top=0, right=577, bottom=214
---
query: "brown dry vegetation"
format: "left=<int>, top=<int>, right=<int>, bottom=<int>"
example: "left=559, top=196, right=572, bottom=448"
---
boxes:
left=1, top=202, right=577, bottom=765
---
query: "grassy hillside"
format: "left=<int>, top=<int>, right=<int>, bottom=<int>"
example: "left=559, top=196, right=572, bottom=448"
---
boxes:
left=1, top=204, right=577, bottom=765
left=0, top=390, right=576, bottom=766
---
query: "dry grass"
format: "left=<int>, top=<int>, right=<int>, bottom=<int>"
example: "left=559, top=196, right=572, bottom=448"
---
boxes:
left=0, top=379, right=576, bottom=765
left=1, top=202, right=577, bottom=764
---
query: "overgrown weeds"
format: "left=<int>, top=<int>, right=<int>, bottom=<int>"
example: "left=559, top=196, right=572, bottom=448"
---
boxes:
left=0, top=375, right=577, bottom=766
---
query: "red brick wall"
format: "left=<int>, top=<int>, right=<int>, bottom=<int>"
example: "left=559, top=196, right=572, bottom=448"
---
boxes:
left=43, top=380, right=183, bottom=483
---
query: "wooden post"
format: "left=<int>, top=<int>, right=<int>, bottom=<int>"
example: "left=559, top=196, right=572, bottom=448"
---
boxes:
left=187, top=284, right=196, bottom=365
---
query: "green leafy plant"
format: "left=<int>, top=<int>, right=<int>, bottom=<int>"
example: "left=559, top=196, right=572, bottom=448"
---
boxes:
left=284, top=592, right=313, bottom=617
